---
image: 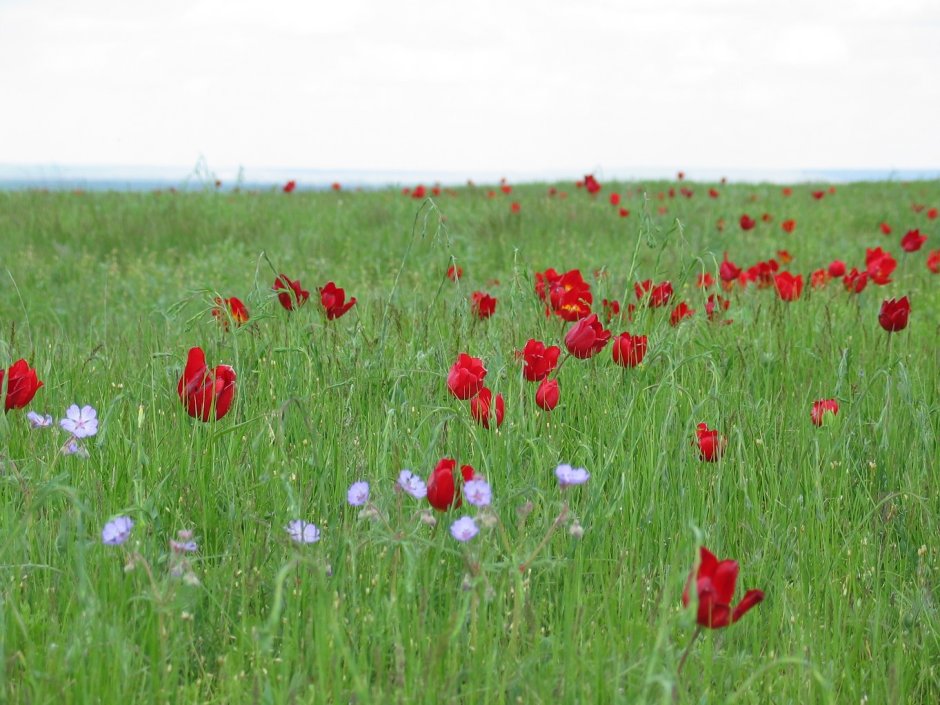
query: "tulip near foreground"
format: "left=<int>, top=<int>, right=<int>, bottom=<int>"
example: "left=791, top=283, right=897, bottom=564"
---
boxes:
left=611, top=332, right=647, bottom=368
left=427, top=458, right=476, bottom=511
left=319, top=281, right=357, bottom=320
left=0, top=359, right=43, bottom=412
left=878, top=297, right=910, bottom=333
left=535, top=378, right=559, bottom=411
left=273, top=274, right=310, bottom=311
left=564, top=314, right=611, bottom=359
left=177, top=347, right=236, bottom=421
left=682, top=547, right=764, bottom=629
left=470, top=388, right=504, bottom=429
left=695, top=423, right=726, bottom=462
left=447, top=353, right=487, bottom=400
left=522, top=339, right=560, bottom=382
left=811, top=399, right=839, bottom=427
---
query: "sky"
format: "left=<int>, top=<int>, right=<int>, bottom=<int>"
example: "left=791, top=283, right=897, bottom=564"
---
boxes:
left=1, top=0, right=939, bottom=181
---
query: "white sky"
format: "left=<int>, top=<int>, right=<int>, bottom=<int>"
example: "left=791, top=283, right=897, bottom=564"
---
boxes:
left=1, top=0, right=938, bottom=176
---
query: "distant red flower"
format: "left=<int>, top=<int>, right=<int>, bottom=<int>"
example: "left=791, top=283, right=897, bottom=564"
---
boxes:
left=510, top=202, right=521, bottom=214
left=486, top=190, right=497, bottom=199
left=534, top=268, right=561, bottom=302
left=781, top=187, right=792, bottom=197
left=470, top=291, right=497, bottom=319
left=695, top=422, right=726, bottom=462
left=521, top=339, right=560, bottom=382
left=705, top=294, right=730, bottom=321
left=842, top=268, right=868, bottom=294
left=447, top=354, right=487, bottom=399
left=681, top=188, right=694, bottom=199
left=828, top=260, right=846, bottom=277
left=331, top=182, right=341, bottom=191
left=431, top=186, right=442, bottom=196
left=708, top=188, right=720, bottom=199
left=447, top=264, right=463, bottom=282
left=177, top=347, right=236, bottom=422
left=611, top=332, right=647, bottom=367
left=682, top=546, right=764, bottom=629
left=781, top=219, right=796, bottom=234
left=427, top=458, right=476, bottom=511
left=1, top=359, right=43, bottom=411
left=618, top=208, right=631, bottom=218
left=677, top=171, right=685, bottom=180
left=811, top=399, right=839, bottom=427
left=470, top=387, right=504, bottom=429
left=601, top=298, right=621, bottom=322
left=412, top=184, right=427, bottom=199
left=719, top=254, right=741, bottom=283
left=634, top=280, right=673, bottom=308
left=928, top=207, right=938, bottom=220
left=880, top=222, right=892, bottom=235
left=548, top=269, right=593, bottom=321
left=212, top=296, right=250, bottom=328
left=697, top=273, right=715, bottom=289
left=564, top=314, right=611, bottom=359
left=761, top=213, right=773, bottom=223
left=535, top=378, right=560, bottom=411
left=777, top=249, right=793, bottom=264
left=878, top=297, right=910, bottom=333
left=812, top=190, right=825, bottom=200
left=669, top=301, right=695, bottom=326
left=927, top=250, right=940, bottom=273
left=609, top=193, right=621, bottom=206
left=319, top=282, right=357, bottom=320
left=900, top=229, right=926, bottom=252
left=774, top=272, right=803, bottom=301
left=273, top=274, right=310, bottom=311
left=739, top=214, right=756, bottom=231
left=810, top=269, right=830, bottom=289
left=583, top=174, right=602, bottom=194
left=828, top=186, right=836, bottom=195
left=865, top=247, right=897, bottom=285
left=283, top=180, right=296, bottom=193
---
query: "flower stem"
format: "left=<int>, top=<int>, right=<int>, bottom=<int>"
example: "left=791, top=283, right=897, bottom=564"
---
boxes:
left=677, top=626, right=703, bottom=676
left=518, top=502, right=568, bottom=573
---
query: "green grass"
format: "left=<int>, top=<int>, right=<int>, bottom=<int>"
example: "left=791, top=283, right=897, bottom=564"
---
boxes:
left=0, top=180, right=938, bottom=704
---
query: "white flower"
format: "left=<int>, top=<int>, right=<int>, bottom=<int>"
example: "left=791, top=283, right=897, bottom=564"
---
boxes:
left=555, top=463, right=590, bottom=488
left=26, top=411, right=53, bottom=429
left=449, top=516, right=479, bottom=542
left=464, top=479, right=492, bottom=507
left=285, top=519, right=320, bottom=544
left=60, top=404, right=98, bottom=439
left=347, top=481, right=370, bottom=506
left=397, top=469, right=427, bottom=499
left=102, top=516, right=134, bottom=545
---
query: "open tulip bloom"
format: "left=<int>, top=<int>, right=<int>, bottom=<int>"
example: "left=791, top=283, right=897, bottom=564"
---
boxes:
left=178, top=347, right=236, bottom=422
left=682, top=546, right=764, bottom=629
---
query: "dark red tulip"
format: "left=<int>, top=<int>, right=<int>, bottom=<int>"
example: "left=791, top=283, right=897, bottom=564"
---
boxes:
left=535, top=378, right=559, bottom=411
left=1, top=359, right=43, bottom=412
left=177, top=347, right=236, bottom=422
left=781, top=187, right=792, bottom=197
left=618, top=208, right=631, bottom=218
left=697, top=273, right=715, bottom=289
left=773, top=272, right=803, bottom=302
left=273, top=274, right=310, bottom=311
left=601, top=298, right=621, bottom=323
left=777, top=249, right=792, bottom=265
left=928, top=207, right=938, bottom=220
left=695, top=422, right=725, bottom=462
left=471, top=291, right=497, bottom=319
left=283, top=180, right=296, bottom=193
left=412, top=184, right=427, bottom=199
left=682, top=547, right=764, bottom=629
left=427, top=458, right=476, bottom=511
left=812, top=190, right=825, bottom=200
left=781, top=219, right=796, bottom=234
left=609, top=193, right=621, bottom=206
left=828, top=260, right=846, bottom=277
left=739, top=214, right=756, bottom=231
left=319, top=282, right=356, bottom=320
left=677, top=171, right=685, bottom=180
left=719, top=254, right=741, bottom=283
left=928, top=250, right=940, bottom=274
left=669, top=302, right=694, bottom=326
left=878, top=297, right=910, bottom=333
left=811, top=399, right=839, bottom=427
left=634, top=280, right=673, bottom=308
left=865, top=248, right=897, bottom=285
left=880, top=222, right=892, bottom=235
left=522, top=339, right=560, bottom=382
left=212, top=297, right=250, bottom=328
left=447, top=265, right=463, bottom=282
left=612, top=332, right=647, bottom=367
left=843, top=268, right=868, bottom=294
left=761, top=213, right=773, bottom=223
left=708, top=188, right=719, bottom=199
left=900, top=229, right=926, bottom=252
left=564, top=314, right=611, bottom=359
left=470, top=387, right=504, bottom=429
left=583, top=174, right=602, bottom=194
left=447, top=354, right=487, bottom=400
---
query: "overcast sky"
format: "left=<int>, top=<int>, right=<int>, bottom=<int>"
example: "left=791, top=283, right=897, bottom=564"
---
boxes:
left=1, top=0, right=938, bottom=178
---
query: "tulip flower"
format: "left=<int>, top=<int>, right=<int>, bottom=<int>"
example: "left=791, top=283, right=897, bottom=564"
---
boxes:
left=212, top=297, right=250, bottom=328
left=283, top=180, right=296, bottom=193
left=843, top=268, right=868, bottom=294
left=695, top=422, right=725, bottom=462
left=827, top=260, right=846, bottom=277
left=719, top=254, right=741, bottom=283
left=447, top=264, right=463, bottom=281
left=927, top=250, right=940, bottom=274
left=682, top=546, right=764, bottom=629
left=447, top=354, right=487, bottom=399
left=583, top=174, right=602, bottom=194
left=880, top=222, right=892, bottom=235
left=865, top=248, right=896, bottom=286
left=773, top=272, right=803, bottom=302
left=564, top=314, right=611, bottom=359
left=427, top=458, right=476, bottom=511
left=781, top=219, right=796, bottom=234
left=900, top=229, right=926, bottom=252
left=670, top=302, right=695, bottom=326
left=705, top=294, right=730, bottom=321
left=635, top=280, right=673, bottom=308
left=535, top=378, right=559, bottom=411
left=274, top=274, right=310, bottom=311
left=739, top=214, right=756, bottom=231
left=470, top=388, right=504, bottom=429
left=319, top=282, right=357, bottom=320
left=522, top=339, right=560, bottom=382
left=811, top=399, right=839, bottom=427
left=611, top=332, right=647, bottom=368
left=1, top=359, right=43, bottom=412
left=878, top=297, right=910, bottom=333
left=177, top=347, right=236, bottom=421
left=470, top=291, right=497, bottom=319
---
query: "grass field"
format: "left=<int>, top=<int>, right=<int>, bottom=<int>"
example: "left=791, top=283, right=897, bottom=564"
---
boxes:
left=1, top=179, right=938, bottom=704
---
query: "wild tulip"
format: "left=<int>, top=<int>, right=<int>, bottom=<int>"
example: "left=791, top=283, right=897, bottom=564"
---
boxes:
left=583, top=174, right=602, bottom=194
left=900, top=229, right=926, bottom=252
left=828, top=260, right=846, bottom=277
left=522, top=339, right=560, bottom=382
left=682, top=547, right=764, bottom=629
left=878, top=297, right=910, bottom=333
left=739, top=214, right=756, bottom=231
left=697, top=273, right=715, bottom=289
left=865, top=247, right=896, bottom=285
left=781, top=219, right=796, bottom=234
left=705, top=294, right=730, bottom=321
left=928, top=207, right=938, bottom=219
left=447, top=264, right=463, bottom=281
left=564, top=314, right=611, bottom=359
left=843, top=268, right=868, bottom=294
left=761, top=213, right=773, bottom=223
left=927, top=250, right=940, bottom=274
left=282, top=180, right=296, bottom=193
left=212, top=297, right=249, bottom=328
left=812, top=190, right=825, bottom=200
left=670, top=302, right=695, bottom=326
left=695, top=422, right=726, bottom=462
left=319, top=282, right=356, bottom=320
left=177, top=347, right=236, bottom=421
left=612, top=332, right=647, bottom=367
left=1, top=359, right=43, bottom=412
left=634, top=279, right=673, bottom=307
left=470, top=388, right=504, bottom=429
left=471, top=291, right=497, bottom=319
left=708, top=188, right=719, bottom=199
left=601, top=298, right=621, bottom=322
left=811, top=399, right=839, bottom=427
left=719, top=254, right=741, bottom=283
left=427, top=458, right=476, bottom=511
left=609, top=193, right=621, bottom=206
left=274, top=274, right=310, bottom=311
left=773, top=272, right=803, bottom=301
left=810, top=269, right=830, bottom=289
left=447, top=354, right=487, bottom=399
left=880, top=222, right=892, bottom=235
left=535, top=378, right=559, bottom=411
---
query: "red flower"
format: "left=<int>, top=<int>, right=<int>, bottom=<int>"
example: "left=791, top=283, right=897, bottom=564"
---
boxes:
left=682, top=546, right=764, bottom=629
left=773, top=272, right=803, bottom=301
left=927, top=250, right=940, bottom=274
left=843, top=268, right=868, bottom=294
left=878, top=297, right=910, bottom=333
left=705, top=294, right=730, bottom=321
left=828, top=260, right=846, bottom=277
left=781, top=219, right=796, bottom=234
left=708, top=188, right=720, bottom=199
left=810, top=269, right=830, bottom=289
left=431, top=186, right=441, bottom=196
left=583, top=174, right=602, bottom=194
left=618, top=208, right=631, bottom=218
left=669, top=301, right=694, bottom=326
left=283, top=180, right=296, bottom=193
left=501, top=184, right=512, bottom=195
left=273, top=274, right=310, bottom=311
left=548, top=269, right=593, bottom=321
left=212, top=297, right=250, bottom=328
left=928, top=207, right=938, bottom=220
left=522, top=339, right=561, bottom=381
left=777, top=249, right=793, bottom=264
left=611, top=332, right=648, bottom=367
left=781, top=187, right=792, bottom=197
left=865, top=247, right=897, bottom=285
left=634, top=280, right=673, bottom=308
left=510, top=202, right=521, bottom=214
left=880, top=222, right=892, bottom=235
left=535, top=378, right=560, bottom=411
left=761, top=213, right=773, bottom=223
left=412, top=184, right=427, bottom=199
left=564, top=314, right=611, bottom=359
left=695, top=422, right=726, bottom=462
left=470, top=291, right=497, bottom=319
left=601, top=298, right=621, bottom=323
left=534, top=268, right=561, bottom=302
left=739, top=214, right=756, bottom=231
left=447, top=264, right=463, bottom=282
left=681, top=188, right=694, bottom=199
left=697, top=273, right=715, bottom=289
left=812, top=190, right=825, bottom=200
left=470, top=387, right=504, bottom=429
left=719, top=254, right=741, bottom=283
left=331, top=182, right=341, bottom=191
left=609, top=193, right=621, bottom=206
left=716, top=218, right=726, bottom=232
left=900, top=229, right=926, bottom=252
left=177, top=347, right=236, bottom=422
left=447, top=354, right=487, bottom=400
left=677, top=171, right=685, bottom=180
left=1, top=359, right=43, bottom=411
left=319, top=282, right=357, bottom=320
left=427, top=458, right=476, bottom=511
left=811, top=399, right=839, bottom=427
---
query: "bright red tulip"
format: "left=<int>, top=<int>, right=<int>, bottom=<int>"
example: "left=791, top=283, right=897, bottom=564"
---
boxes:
left=601, top=298, right=621, bottom=323
left=447, top=354, right=487, bottom=400
left=810, top=269, right=830, bottom=289
left=1, top=359, right=43, bottom=412
left=470, top=291, right=497, bottom=319
left=427, top=458, right=476, bottom=511
left=695, top=422, right=726, bottom=462
left=447, top=265, right=463, bottom=282
left=670, top=302, right=694, bottom=326
left=811, top=399, right=839, bottom=427
left=682, top=547, right=764, bottom=629
left=697, top=273, right=715, bottom=289
left=634, top=280, right=673, bottom=308
left=583, top=174, right=602, bottom=194
left=412, top=184, right=427, bottom=199
left=618, top=208, right=631, bottom=218
left=843, top=268, right=868, bottom=294
left=878, top=297, right=910, bottom=333
left=781, top=219, right=796, bottom=234
left=708, top=188, right=720, bottom=199
left=812, top=190, right=825, bottom=200
left=928, top=207, right=938, bottom=220
left=177, top=347, right=236, bottom=422
left=739, top=214, right=756, bottom=231
left=828, top=260, right=846, bottom=277
left=331, top=182, right=341, bottom=191
left=535, top=378, right=559, bottom=411
left=865, top=248, right=897, bottom=285
left=319, top=282, right=356, bottom=320
left=547, top=269, right=593, bottom=321
left=900, top=229, right=926, bottom=252
left=719, top=254, right=741, bottom=283
left=283, top=180, right=296, bottom=193
left=212, top=297, right=250, bottom=328
left=609, top=193, right=621, bottom=206
left=781, top=187, right=792, bottom=197
left=880, top=222, right=892, bottom=235
left=521, top=339, right=560, bottom=382
left=927, top=250, right=940, bottom=274
left=564, top=314, right=611, bottom=359
left=274, top=274, right=310, bottom=311
left=773, top=272, right=803, bottom=301
left=470, top=387, right=504, bottom=429
left=612, top=332, right=647, bottom=367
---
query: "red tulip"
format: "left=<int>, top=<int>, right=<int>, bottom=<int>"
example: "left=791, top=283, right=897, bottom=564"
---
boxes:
left=681, top=187, right=694, bottom=199
left=810, top=269, right=830, bottom=289
left=682, top=546, right=764, bottom=629
left=177, top=347, right=236, bottom=422
left=609, top=193, right=621, bottom=206
left=470, top=387, right=504, bottom=429
left=331, top=182, right=341, bottom=191
left=761, top=213, right=773, bottom=223
left=842, top=268, right=868, bottom=294
left=781, top=219, right=796, bottom=234
left=880, top=222, right=892, bottom=235
left=865, top=247, right=897, bottom=285
left=781, top=187, right=792, bottom=197
left=1, top=359, right=43, bottom=412
left=501, top=184, right=512, bottom=195
left=928, top=207, right=938, bottom=220
left=777, top=249, right=793, bottom=265
left=811, top=399, right=839, bottom=427
left=677, top=171, right=685, bottom=180
left=447, top=265, right=463, bottom=282
left=583, top=174, right=602, bottom=194
left=601, top=298, right=621, bottom=323
left=510, top=202, right=521, bottom=214
left=612, top=332, right=647, bottom=367
left=669, top=302, right=694, bottom=326
left=878, top=297, right=910, bottom=333
left=900, top=229, right=926, bottom=252
left=705, top=294, right=730, bottom=321
left=470, top=291, right=497, bottom=319
left=283, top=180, right=296, bottom=193
left=319, top=282, right=356, bottom=320
left=739, top=214, right=756, bottom=231
left=697, top=273, right=715, bottom=289
left=447, top=354, right=487, bottom=400
left=773, top=272, right=803, bottom=301
left=634, top=280, right=673, bottom=308
left=412, top=184, right=427, bottom=199
left=547, top=269, right=593, bottom=321
left=812, top=190, right=825, bottom=200
left=828, top=260, right=846, bottom=277
left=927, top=250, right=940, bottom=274
left=274, top=274, right=310, bottom=311
left=695, top=422, right=726, bottom=462
left=618, top=208, right=631, bottom=218
left=535, top=378, right=560, bottom=410
left=708, top=188, right=719, bottom=199
left=912, top=203, right=925, bottom=213
left=719, top=254, right=741, bottom=283
left=427, top=458, right=476, bottom=511
left=521, top=339, right=560, bottom=382
left=564, top=314, right=611, bottom=359
left=212, top=297, right=250, bottom=328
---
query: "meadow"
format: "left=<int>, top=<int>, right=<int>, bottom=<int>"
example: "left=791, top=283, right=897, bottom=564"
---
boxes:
left=0, top=177, right=938, bottom=704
